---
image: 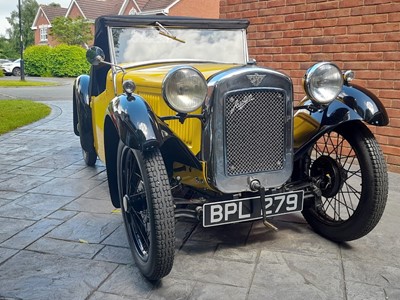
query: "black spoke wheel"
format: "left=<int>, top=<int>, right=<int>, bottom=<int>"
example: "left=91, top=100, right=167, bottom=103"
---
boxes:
left=302, top=121, right=388, bottom=242
left=117, top=141, right=174, bottom=280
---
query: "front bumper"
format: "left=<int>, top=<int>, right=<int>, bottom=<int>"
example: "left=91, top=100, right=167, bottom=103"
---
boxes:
left=2, top=67, right=12, bottom=74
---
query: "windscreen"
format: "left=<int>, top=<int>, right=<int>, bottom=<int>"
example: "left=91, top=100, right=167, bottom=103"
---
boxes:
left=111, top=26, right=248, bottom=65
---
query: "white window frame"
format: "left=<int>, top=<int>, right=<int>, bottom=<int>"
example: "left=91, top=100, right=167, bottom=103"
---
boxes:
left=129, top=8, right=137, bottom=15
left=39, top=26, right=48, bottom=42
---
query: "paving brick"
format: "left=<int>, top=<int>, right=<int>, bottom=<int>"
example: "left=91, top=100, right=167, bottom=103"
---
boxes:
left=27, top=237, right=104, bottom=259
left=98, top=265, right=154, bottom=298
left=0, top=250, right=117, bottom=300
left=1, top=218, right=63, bottom=249
left=47, top=212, right=122, bottom=244
left=0, top=216, right=34, bottom=244
left=251, top=250, right=343, bottom=299
left=0, top=193, right=74, bottom=220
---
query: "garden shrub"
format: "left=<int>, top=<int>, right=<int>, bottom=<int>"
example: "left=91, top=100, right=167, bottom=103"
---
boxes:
left=50, top=44, right=90, bottom=77
left=23, top=44, right=90, bottom=77
left=24, top=45, right=52, bottom=77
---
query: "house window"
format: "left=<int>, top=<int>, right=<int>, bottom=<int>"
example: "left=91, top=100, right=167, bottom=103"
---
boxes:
left=129, top=8, right=137, bottom=15
left=40, top=26, right=48, bottom=42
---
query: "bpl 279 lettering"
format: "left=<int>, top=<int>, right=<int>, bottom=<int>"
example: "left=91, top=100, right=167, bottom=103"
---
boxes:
left=207, top=193, right=301, bottom=225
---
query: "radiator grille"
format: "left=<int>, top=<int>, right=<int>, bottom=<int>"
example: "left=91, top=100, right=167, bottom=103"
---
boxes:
left=225, top=90, right=286, bottom=176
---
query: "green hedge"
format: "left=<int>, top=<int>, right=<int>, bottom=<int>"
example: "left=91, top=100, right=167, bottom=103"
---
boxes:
left=24, top=45, right=52, bottom=76
left=24, top=44, right=90, bottom=77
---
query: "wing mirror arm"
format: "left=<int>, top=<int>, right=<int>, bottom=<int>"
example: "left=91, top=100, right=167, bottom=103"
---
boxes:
left=86, top=46, right=125, bottom=73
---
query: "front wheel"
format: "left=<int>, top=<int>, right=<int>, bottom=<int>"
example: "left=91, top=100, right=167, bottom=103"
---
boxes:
left=117, top=141, right=175, bottom=280
left=82, top=149, right=97, bottom=166
left=12, top=67, right=21, bottom=76
left=302, top=121, right=388, bottom=242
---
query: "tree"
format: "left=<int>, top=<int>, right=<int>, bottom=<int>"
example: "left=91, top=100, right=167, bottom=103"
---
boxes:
left=6, top=0, right=39, bottom=54
left=0, top=37, right=19, bottom=59
left=50, top=16, right=92, bottom=46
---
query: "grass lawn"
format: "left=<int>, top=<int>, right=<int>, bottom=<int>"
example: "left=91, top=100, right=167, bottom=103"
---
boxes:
left=0, top=100, right=51, bottom=135
left=0, top=80, right=58, bottom=87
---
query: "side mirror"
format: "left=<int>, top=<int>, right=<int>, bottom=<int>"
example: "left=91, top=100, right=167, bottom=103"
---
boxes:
left=86, top=46, right=105, bottom=66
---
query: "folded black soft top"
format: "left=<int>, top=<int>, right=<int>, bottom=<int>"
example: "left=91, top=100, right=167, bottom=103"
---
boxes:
left=95, top=15, right=249, bottom=32
left=94, top=15, right=249, bottom=52
left=90, top=15, right=249, bottom=97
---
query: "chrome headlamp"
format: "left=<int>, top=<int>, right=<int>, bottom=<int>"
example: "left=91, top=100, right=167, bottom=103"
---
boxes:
left=123, top=80, right=136, bottom=95
left=303, top=62, right=343, bottom=105
left=162, top=66, right=207, bottom=113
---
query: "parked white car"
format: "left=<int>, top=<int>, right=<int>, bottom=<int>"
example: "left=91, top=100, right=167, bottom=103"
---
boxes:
left=2, top=59, right=21, bottom=76
left=0, top=59, right=11, bottom=66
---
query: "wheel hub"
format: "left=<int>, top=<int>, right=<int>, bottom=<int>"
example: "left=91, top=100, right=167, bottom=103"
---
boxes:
left=311, top=156, right=347, bottom=198
left=122, top=195, right=129, bottom=212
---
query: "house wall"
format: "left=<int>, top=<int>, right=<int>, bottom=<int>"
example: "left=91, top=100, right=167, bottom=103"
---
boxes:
left=220, top=0, right=400, bottom=172
left=170, top=0, right=220, bottom=18
left=34, top=12, right=58, bottom=46
left=65, top=4, right=95, bottom=45
left=121, top=0, right=137, bottom=14
left=68, top=3, right=83, bottom=18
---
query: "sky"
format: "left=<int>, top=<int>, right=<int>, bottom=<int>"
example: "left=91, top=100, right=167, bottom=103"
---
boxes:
left=0, top=0, right=71, bottom=37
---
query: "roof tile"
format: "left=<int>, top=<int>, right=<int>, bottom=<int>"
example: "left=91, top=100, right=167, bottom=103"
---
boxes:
left=75, top=0, right=125, bottom=20
left=41, top=5, right=68, bottom=22
left=142, top=0, right=177, bottom=11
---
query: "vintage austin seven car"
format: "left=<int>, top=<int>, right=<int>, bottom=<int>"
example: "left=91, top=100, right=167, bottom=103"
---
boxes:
left=73, top=15, right=389, bottom=280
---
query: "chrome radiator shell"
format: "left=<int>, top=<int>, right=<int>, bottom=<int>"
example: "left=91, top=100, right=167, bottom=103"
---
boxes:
left=202, top=66, right=294, bottom=193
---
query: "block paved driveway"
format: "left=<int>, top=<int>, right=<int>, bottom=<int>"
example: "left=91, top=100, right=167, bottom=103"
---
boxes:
left=0, top=79, right=399, bottom=299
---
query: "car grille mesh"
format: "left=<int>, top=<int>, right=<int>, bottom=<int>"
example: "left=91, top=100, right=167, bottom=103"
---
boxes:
left=225, top=90, right=286, bottom=176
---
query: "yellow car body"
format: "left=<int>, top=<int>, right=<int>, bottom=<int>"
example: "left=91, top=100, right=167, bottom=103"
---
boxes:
left=92, top=63, right=238, bottom=162
left=88, top=62, right=324, bottom=191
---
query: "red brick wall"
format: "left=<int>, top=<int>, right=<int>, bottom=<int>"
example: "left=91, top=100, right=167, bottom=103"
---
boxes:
left=68, top=3, right=82, bottom=18
left=33, top=12, right=58, bottom=46
left=170, top=0, right=220, bottom=18
left=220, top=0, right=400, bottom=172
left=65, top=4, right=95, bottom=45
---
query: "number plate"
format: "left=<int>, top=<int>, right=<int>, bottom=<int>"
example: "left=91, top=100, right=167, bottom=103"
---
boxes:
left=203, top=190, right=304, bottom=227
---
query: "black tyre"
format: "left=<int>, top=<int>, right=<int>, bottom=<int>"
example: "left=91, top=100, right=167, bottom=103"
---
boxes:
left=117, top=141, right=175, bottom=280
left=12, top=67, right=21, bottom=76
left=72, top=90, right=80, bottom=136
left=82, top=149, right=97, bottom=166
left=302, top=121, right=388, bottom=242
